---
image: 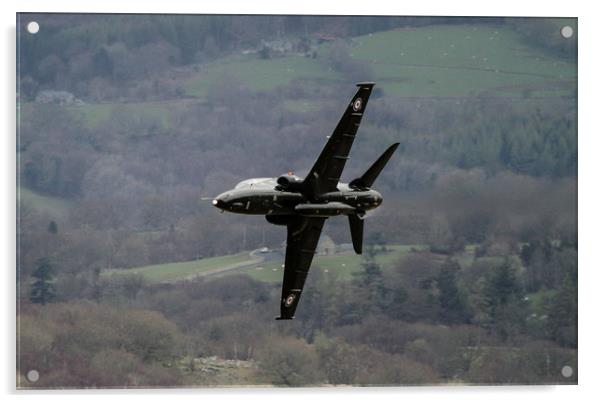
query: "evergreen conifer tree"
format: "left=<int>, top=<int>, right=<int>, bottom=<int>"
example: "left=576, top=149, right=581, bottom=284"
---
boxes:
left=29, top=257, right=57, bottom=305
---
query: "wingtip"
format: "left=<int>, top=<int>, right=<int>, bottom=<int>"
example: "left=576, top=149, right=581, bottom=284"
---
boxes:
left=275, top=316, right=294, bottom=321
left=386, top=143, right=400, bottom=153
left=356, top=82, right=375, bottom=88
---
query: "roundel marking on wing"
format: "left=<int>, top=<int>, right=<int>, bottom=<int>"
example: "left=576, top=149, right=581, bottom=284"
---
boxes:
left=284, top=294, right=296, bottom=307
left=352, top=98, right=362, bottom=111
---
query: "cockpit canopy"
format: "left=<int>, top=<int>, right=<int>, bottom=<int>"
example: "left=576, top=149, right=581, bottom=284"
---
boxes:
left=234, top=177, right=274, bottom=189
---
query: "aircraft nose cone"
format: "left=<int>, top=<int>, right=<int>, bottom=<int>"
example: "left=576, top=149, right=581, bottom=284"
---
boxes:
left=212, top=198, right=225, bottom=209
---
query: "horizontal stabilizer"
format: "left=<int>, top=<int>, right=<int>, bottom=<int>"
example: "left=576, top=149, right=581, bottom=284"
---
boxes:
left=351, top=143, right=400, bottom=189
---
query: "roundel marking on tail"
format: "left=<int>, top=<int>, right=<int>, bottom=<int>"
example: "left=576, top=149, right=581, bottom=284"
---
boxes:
left=284, top=294, right=296, bottom=307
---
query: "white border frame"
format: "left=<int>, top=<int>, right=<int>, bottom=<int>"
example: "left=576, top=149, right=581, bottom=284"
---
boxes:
left=4, top=1, right=599, bottom=402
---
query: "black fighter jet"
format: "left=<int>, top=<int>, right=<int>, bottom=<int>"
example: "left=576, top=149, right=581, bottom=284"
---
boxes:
left=212, top=83, right=399, bottom=320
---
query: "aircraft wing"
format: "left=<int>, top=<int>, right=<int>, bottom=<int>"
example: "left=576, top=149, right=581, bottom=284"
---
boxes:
left=303, top=82, right=375, bottom=198
left=276, top=216, right=327, bottom=320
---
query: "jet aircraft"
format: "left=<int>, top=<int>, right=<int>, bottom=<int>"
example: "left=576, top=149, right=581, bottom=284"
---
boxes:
left=212, top=83, right=399, bottom=319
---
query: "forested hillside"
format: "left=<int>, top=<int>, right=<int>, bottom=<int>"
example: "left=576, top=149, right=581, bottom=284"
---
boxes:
left=17, top=14, right=577, bottom=388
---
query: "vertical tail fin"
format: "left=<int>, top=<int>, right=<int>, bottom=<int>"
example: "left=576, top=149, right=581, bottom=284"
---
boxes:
left=348, top=214, right=364, bottom=254
left=350, top=143, right=400, bottom=190
left=347, top=143, right=399, bottom=254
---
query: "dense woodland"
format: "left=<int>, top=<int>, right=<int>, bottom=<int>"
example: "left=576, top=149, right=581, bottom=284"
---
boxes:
left=17, top=15, right=577, bottom=387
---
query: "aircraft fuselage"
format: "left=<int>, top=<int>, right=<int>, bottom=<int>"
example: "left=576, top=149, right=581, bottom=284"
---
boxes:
left=213, top=177, right=382, bottom=217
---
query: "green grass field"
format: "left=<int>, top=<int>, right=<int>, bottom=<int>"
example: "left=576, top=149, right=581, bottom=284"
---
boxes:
left=110, top=244, right=428, bottom=284
left=247, top=244, right=428, bottom=283
left=353, top=25, right=574, bottom=97
left=182, top=23, right=575, bottom=99
left=111, top=241, right=523, bottom=285
left=103, top=252, right=253, bottom=283
left=18, top=187, right=71, bottom=217
left=20, top=100, right=176, bottom=130
left=183, top=53, right=341, bottom=97
left=99, top=241, right=524, bottom=286
left=526, top=288, right=558, bottom=316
